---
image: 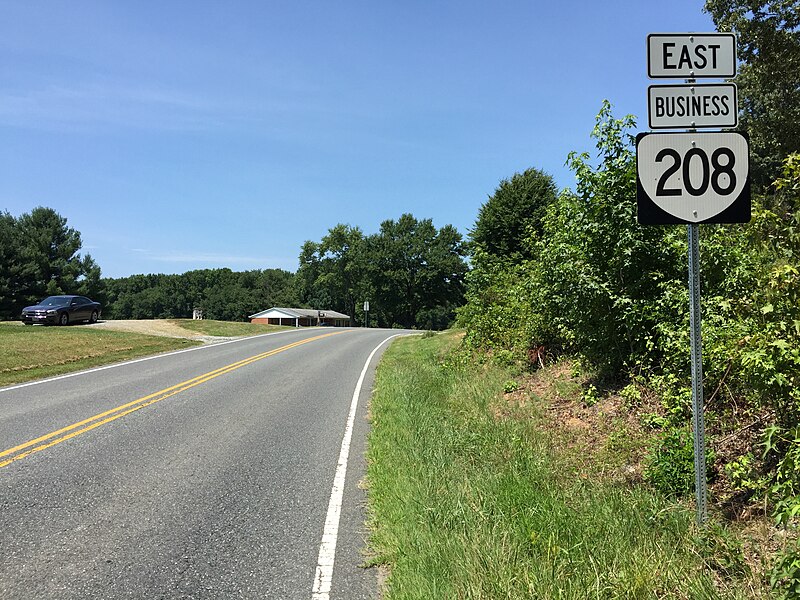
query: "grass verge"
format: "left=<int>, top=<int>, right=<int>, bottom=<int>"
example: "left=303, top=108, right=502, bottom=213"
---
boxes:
left=367, top=332, right=759, bottom=599
left=0, top=322, right=199, bottom=387
left=167, top=319, right=291, bottom=337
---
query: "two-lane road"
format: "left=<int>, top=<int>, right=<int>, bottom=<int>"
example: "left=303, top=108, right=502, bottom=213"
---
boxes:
left=0, top=327, right=405, bottom=599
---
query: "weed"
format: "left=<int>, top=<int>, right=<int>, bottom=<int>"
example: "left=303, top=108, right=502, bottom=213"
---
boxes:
left=553, top=378, right=582, bottom=403
left=641, top=413, right=668, bottom=430
left=620, top=382, right=642, bottom=408
left=582, top=383, right=600, bottom=407
left=771, top=540, right=800, bottom=600
left=695, top=522, right=751, bottom=580
left=724, top=453, right=766, bottom=496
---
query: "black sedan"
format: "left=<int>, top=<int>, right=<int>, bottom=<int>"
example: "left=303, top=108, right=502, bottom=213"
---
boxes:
left=21, top=295, right=102, bottom=326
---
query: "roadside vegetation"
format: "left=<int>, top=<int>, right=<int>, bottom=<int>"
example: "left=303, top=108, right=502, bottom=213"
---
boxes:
left=452, top=3, right=800, bottom=597
left=0, top=322, right=199, bottom=387
left=368, top=332, right=766, bottom=598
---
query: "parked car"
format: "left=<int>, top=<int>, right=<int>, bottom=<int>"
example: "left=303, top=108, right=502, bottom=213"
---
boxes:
left=20, top=295, right=102, bottom=326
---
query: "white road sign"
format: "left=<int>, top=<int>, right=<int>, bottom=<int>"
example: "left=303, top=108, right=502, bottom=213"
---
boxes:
left=637, top=132, right=750, bottom=224
left=648, top=83, right=737, bottom=129
left=648, top=33, right=736, bottom=79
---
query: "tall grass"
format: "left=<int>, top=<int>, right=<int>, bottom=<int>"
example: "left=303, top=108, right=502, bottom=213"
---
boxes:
left=367, top=333, right=751, bottom=599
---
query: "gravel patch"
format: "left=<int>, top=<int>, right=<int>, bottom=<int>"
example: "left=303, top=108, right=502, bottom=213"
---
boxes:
left=81, top=320, right=236, bottom=344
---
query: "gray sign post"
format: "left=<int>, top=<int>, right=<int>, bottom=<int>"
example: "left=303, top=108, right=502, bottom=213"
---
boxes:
left=687, top=221, right=707, bottom=523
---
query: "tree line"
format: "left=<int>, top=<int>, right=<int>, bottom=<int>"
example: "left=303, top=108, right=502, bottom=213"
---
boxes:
left=102, top=268, right=298, bottom=322
left=457, top=1, right=800, bottom=592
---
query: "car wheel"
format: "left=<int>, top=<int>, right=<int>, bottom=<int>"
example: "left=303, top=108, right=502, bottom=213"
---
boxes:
left=59, top=313, right=69, bottom=326
left=90, top=310, right=98, bottom=324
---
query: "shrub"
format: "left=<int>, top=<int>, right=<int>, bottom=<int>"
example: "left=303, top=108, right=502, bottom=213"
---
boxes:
left=644, top=427, right=714, bottom=497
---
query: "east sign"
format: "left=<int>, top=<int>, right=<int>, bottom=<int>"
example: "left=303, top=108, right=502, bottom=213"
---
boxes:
left=647, top=33, right=736, bottom=79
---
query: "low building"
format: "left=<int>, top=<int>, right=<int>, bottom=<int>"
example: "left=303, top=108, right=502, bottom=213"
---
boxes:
left=248, top=307, right=351, bottom=327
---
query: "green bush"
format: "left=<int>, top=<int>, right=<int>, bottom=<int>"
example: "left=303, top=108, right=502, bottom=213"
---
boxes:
left=531, top=102, right=686, bottom=378
left=644, top=427, right=714, bottom=498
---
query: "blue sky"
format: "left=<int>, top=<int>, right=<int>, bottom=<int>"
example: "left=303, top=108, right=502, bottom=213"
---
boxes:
left=0, top=1, right=716, bottom=278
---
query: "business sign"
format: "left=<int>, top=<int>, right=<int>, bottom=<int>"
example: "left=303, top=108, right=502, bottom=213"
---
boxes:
left=636, top=131, right=750, bottom=224
left=648, top=83, right=737, bottom=129
left=647, top=33, right=736, bottom=79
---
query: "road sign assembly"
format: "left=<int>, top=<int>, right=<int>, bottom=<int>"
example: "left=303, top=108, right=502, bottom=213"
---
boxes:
left=639, top=32, right=747, bottom=525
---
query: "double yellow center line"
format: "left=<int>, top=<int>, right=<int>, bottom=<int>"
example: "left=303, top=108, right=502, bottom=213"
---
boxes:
left=0, top=330, right=346, bottom=468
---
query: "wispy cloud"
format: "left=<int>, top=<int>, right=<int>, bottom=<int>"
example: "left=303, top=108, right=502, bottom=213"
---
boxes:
left=0, top=76, right=390, bottom=139
left=0, top=82, right=229, bottom=132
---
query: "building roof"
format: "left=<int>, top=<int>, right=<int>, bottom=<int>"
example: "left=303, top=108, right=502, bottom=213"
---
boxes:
left=248, top=307, right=351, bottom=320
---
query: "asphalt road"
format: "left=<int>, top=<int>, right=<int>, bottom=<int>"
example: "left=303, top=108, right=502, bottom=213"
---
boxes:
left=0, top=327, right=405, bottom=599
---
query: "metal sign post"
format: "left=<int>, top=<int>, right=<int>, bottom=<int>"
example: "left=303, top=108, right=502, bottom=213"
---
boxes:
left=688, top=222, right=707, bottom=523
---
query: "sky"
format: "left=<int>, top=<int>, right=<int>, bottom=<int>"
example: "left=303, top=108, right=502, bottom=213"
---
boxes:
left=0, top=1, right=717, bottom=278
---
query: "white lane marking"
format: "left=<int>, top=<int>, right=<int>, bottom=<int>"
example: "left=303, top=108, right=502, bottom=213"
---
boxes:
left=0, top=328, right=307, bottom=394
left=311, top=333, right=403, bottom=600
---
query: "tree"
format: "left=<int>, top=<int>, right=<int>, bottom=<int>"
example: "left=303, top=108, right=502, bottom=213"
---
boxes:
left=470, top=168, right=558, bottom=261
left=1, top=207, right=101, bottom=315
left=460, top=167, right=559, bottom=352
left=297, top=216, right=467, bottom=329
left=705, top=0, right=800, bottom=190
left=366, top=214, right=467, bottom=329
left=297, top=225, right=367, bottom=322
left=0, top=212, right=22, bottom=318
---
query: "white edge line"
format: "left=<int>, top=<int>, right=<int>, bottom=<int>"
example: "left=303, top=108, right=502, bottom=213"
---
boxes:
left=311, top=333, right=405, bottom=600
left=0, top=328, right=307, bottom=394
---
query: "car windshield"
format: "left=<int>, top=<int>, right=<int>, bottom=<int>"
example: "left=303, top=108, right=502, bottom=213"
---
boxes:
left=39, top=296, right=70, bottom=306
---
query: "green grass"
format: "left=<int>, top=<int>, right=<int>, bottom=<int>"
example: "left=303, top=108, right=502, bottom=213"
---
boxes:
left=0, top=322, right=199, bottom=387
left=367, top=333, right=755, bottom=599
left=167, top=319, right=291, bottom=337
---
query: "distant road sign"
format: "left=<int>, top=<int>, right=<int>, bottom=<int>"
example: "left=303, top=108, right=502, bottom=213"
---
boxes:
left=648, top=83, right=737, bottom=129
left=648, top=33, right=736, bottom=79
left=637, top=131, right=750, bottom=224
